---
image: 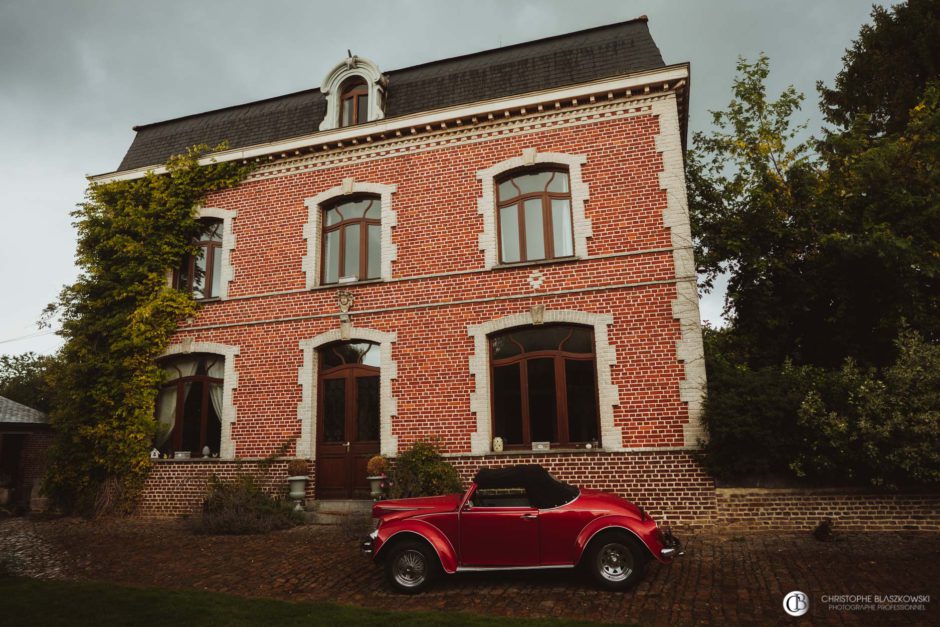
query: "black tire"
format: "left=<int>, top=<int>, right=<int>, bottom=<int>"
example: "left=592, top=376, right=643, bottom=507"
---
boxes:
left=384, top=539, right=439, bottom=594
left=584, top=531, right=649, bottom=591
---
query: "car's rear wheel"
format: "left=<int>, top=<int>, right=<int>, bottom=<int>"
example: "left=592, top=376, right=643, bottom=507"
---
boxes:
left=585, top=532, right=648, bottom=591
left=385, top=540, right=438, bottom=594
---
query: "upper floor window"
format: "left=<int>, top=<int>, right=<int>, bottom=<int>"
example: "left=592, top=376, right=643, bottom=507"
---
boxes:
left=175, top=219, right=222, bottom=299
left=489, top=324, right=599, bottom=448
left=340, top=77, right=369, bottom=127
left=496, top=168, right=574, bottom=264
left=322, top=196, right=381, bottom=284
left=155, top=354, right=224, bottom=457
left=318, top=56, right=386, bottom=132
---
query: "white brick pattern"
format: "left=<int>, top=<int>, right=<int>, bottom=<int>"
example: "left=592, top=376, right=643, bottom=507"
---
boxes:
left=302, top=181, right=398, bottom=289
left=467, top=309, right=620, bottom=454
left=159, top=341, right=240, bottom=459
left=652, top=95, right=707, bottom=448
left=476, top=150, right=592, bottom=269
left=297, top=327, right=398, bottom=460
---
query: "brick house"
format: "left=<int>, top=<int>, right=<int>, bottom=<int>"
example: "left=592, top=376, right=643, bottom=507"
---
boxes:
left=92, top=17, right=713, bottom=523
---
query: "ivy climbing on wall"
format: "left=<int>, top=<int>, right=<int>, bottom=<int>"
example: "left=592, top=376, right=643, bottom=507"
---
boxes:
left=43, top=145, right=252, bottom=516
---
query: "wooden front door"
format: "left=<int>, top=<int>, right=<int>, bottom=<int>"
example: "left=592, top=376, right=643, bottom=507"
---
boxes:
left=315, top=341, right=381, bottom=499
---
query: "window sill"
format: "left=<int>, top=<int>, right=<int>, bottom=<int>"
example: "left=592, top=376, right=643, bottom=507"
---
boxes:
left=152, top=457, right=223, bottom=463
left=195, top=297, right=221, bottom=304
left=492, top=256, right=580, bottom=271
left=314, top=278, right=383, bottom=291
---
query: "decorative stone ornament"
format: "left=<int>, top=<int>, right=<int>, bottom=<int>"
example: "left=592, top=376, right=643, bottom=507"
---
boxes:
left=530, top=304, right=545, bottom=325
left=492, top=437, right=504, bottom=453
left=337, top=289, right=354, bottom=339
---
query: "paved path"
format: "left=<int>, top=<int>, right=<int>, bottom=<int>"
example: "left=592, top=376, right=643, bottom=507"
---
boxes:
left=1, top=517, right=938, bottom=625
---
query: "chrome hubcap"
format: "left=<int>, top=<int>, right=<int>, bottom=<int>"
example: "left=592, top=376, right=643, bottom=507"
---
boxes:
left=598, top=543, right=633, bottom=582
left=393, top=549, right=427, bottom=587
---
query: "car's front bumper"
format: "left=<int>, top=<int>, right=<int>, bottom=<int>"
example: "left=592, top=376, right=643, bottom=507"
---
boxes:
left=659, top=526, right=683, bottom=559
left=361, top=529, right=378, bottom=556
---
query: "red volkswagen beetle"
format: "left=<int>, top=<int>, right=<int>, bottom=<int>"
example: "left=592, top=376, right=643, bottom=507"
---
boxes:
left=362, top=464, right=681, bottom=593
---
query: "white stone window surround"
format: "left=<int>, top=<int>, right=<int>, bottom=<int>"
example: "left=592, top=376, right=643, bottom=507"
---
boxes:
left=158, top=341, right=240, bottom=460
left=318, top=55, right=386, bottom=132
left=296, top=327, right=398, bottom=460
left=476, top=149, right=592, bottom=270
left=194, top=207, right=237, bottom=300
left=467, top=309, right=621, bottom=455
left=302, top=180, right=398, bottom=289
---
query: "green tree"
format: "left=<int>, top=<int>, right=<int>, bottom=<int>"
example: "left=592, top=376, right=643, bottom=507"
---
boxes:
left=43, top=146, right=250, bottom=515
left=0, top=352, right=56, bottom=413
left=687, top=54, right=825, bottom=367
left=818, top=0, right=940, bottom=136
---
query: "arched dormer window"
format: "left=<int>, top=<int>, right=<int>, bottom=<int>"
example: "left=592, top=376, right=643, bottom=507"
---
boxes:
left=340, top=77, right=368, bottom=127
left=319, top=55, right=386, bottom=131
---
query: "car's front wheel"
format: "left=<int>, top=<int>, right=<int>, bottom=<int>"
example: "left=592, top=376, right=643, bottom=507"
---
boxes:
left=385, top=540, right=438, bottom=594
left=585, top=532, right=648, bottom=591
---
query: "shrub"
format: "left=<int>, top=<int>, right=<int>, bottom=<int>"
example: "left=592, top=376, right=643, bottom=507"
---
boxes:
left=366, top=455, right=388, bottom=476
left=794, top=331, right=940, bottom=486
left=700, top=330, right=827, bottom=481
left=193, top=474, right=302, bottom=535
left=286, top=460, right=308, bottom=477
left=703, top=328, right=940, bottom=487
left=390, top=441, right=462, bottom=498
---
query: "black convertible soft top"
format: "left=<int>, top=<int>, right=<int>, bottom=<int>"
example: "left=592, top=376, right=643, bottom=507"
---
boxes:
left=473, top=464, right=579, bottom=509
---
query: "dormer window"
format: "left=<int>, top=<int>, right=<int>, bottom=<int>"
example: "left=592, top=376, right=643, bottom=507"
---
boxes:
left=319, top=55, right=386, bottom=132
left=340, top=77, right=369, bottom=127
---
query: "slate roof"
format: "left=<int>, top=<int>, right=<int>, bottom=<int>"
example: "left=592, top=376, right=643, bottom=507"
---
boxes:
left=0, top=396, right=49, bottom=425
left=116, top=17, right=666, bottom=172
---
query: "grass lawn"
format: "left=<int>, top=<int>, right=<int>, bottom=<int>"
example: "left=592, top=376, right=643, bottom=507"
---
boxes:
left=0, top=576, right=609, bottom=626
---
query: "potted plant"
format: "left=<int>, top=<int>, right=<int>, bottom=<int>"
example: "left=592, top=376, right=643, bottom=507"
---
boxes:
left=366, top=455, right=388, bottom=500
left=286, top=459, right=309, bottom=512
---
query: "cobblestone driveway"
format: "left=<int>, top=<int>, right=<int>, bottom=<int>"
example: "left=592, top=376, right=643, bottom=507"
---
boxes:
left=1, top=517, right=938, bottom=625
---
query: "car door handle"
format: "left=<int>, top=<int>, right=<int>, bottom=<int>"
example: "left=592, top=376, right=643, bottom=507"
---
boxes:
left=521, top=513, right=537, bottom=520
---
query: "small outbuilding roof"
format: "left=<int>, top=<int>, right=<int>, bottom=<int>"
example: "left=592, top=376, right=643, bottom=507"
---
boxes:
left=0, top=395, right=49, bottom=425
left=116, top=17, right=666, bottom=172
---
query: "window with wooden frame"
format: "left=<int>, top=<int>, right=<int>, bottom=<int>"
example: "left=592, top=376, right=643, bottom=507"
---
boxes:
left=321, top=195, right=381, bottom=284
left=174, top=219, right=223, bottom=300
left=496, top=168, right=574, bottom=264
left=339, top=77, right=369, bottom=127
left=489, top=324, right=599, bottom=448
left=154, top=354, right=224, bottom=457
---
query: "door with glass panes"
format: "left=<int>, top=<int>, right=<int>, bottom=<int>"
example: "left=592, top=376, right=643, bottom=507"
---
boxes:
left=316, top=341, right=380, bottom=499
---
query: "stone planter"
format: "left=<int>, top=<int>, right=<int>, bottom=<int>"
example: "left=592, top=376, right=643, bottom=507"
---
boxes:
left=287, top=476, right=308, bottom=512
left=367, top=476, right=385, bottom=500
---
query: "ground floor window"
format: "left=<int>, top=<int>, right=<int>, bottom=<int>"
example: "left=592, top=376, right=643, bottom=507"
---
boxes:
left=155, top=354, right=223, bottom=457
left=490, top=324, right=599, bottom=448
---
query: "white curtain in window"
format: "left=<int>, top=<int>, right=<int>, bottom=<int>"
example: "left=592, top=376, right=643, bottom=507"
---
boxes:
left=207, top=357, right=225, bottom=423
left=155, top=359, right=199, bottom=446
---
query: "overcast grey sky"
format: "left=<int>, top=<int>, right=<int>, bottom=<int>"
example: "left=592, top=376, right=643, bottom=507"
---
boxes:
left=0, top=0, right=891, bottom=357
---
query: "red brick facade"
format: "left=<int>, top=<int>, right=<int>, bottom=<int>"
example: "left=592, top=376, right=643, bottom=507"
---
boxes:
left=129, top=59, right=711, bottom=520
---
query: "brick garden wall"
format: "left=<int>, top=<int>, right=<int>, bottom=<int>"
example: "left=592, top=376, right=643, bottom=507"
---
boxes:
left=137, top=460, right=315, bottom=517
left=715, top=488, right=940, bottom=532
